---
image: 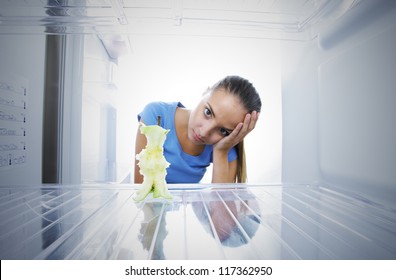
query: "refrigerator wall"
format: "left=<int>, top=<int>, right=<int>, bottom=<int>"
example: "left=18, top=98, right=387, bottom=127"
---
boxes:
left=0, top=34, right=46, bottom=185
left=81, top=34, right=118, bottom=183
left=280, top=1, right=396, bottom=206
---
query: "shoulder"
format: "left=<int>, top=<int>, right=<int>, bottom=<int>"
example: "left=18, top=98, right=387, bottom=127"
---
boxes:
left=138, top=101, right=185, bottom=126
left=142, top=101, right=184, bottom=113
left=142, top=101, right=168, bottom=112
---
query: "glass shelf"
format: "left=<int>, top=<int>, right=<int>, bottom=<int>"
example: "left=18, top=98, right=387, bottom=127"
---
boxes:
left=1, top=183, right=395, bottom=259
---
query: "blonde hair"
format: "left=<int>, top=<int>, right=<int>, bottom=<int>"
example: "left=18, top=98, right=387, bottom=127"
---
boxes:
left=235, top=140, right=247, bottom=183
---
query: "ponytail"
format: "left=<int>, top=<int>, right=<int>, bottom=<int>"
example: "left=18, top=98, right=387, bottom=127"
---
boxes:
left=235, top=140, right=247, bottom=183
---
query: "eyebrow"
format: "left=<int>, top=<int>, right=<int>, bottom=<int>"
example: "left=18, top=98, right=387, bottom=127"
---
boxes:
left=207, top=101, right=234, bottom=133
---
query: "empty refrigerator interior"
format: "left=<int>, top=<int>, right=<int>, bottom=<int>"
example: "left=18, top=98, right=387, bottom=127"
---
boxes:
left=0, top=0, right=395, bottom=260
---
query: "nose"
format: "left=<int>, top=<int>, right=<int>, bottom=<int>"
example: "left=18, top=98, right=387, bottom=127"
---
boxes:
left=199, top=123, right=212, bottom=138
left=199, top=128, right=208, bottom=138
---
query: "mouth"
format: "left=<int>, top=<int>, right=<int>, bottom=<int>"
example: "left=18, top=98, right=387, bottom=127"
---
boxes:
left=191, top=130, right=204, bottom=144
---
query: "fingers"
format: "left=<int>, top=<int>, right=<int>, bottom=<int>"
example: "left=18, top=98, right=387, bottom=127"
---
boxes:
left=240, top=110, right=259, bottom=136
left=247, top=111, right=259, bottom=131
left=214, top=111, right=259, bottom=151
left=230, top=111, right=259, bottom=142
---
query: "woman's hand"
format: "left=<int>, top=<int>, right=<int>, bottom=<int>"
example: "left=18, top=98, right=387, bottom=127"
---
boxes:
left=214, top=111, right=259, bottom=151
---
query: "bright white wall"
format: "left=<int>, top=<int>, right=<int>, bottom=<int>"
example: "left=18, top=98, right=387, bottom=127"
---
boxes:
left=115, top=35, right=282, bottom=183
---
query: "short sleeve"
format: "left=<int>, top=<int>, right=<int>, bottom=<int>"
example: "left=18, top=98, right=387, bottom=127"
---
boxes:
left=228, top=146, right=238, bottom=162
left=137, top=102, right=163, bottom=126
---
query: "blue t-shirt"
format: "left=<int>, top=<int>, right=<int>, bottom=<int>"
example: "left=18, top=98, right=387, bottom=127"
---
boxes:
left=137, top=101, right=237, bottom=183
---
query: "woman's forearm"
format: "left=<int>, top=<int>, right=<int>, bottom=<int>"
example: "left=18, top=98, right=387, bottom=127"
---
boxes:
left=212, top=149, right=237, bottom=183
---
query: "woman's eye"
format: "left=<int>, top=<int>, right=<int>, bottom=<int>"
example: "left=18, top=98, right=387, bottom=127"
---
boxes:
left=204, top=108, right=212, bottom=117
left=220, top=128, right=230, bottom=136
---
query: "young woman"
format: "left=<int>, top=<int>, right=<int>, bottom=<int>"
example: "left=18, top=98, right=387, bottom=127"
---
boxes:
left=134, top=75, right=261, bottom=184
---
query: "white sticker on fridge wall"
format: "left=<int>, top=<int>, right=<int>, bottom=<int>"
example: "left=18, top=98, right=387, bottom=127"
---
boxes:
left=0, top=73, right=27, bottom=169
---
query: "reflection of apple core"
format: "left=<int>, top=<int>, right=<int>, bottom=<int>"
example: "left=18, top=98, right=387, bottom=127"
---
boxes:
left=134, top=121, right=172, bottom=201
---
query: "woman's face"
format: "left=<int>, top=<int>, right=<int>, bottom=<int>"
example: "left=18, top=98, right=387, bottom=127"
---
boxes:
left=188, top=89, right=247, bottom=145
